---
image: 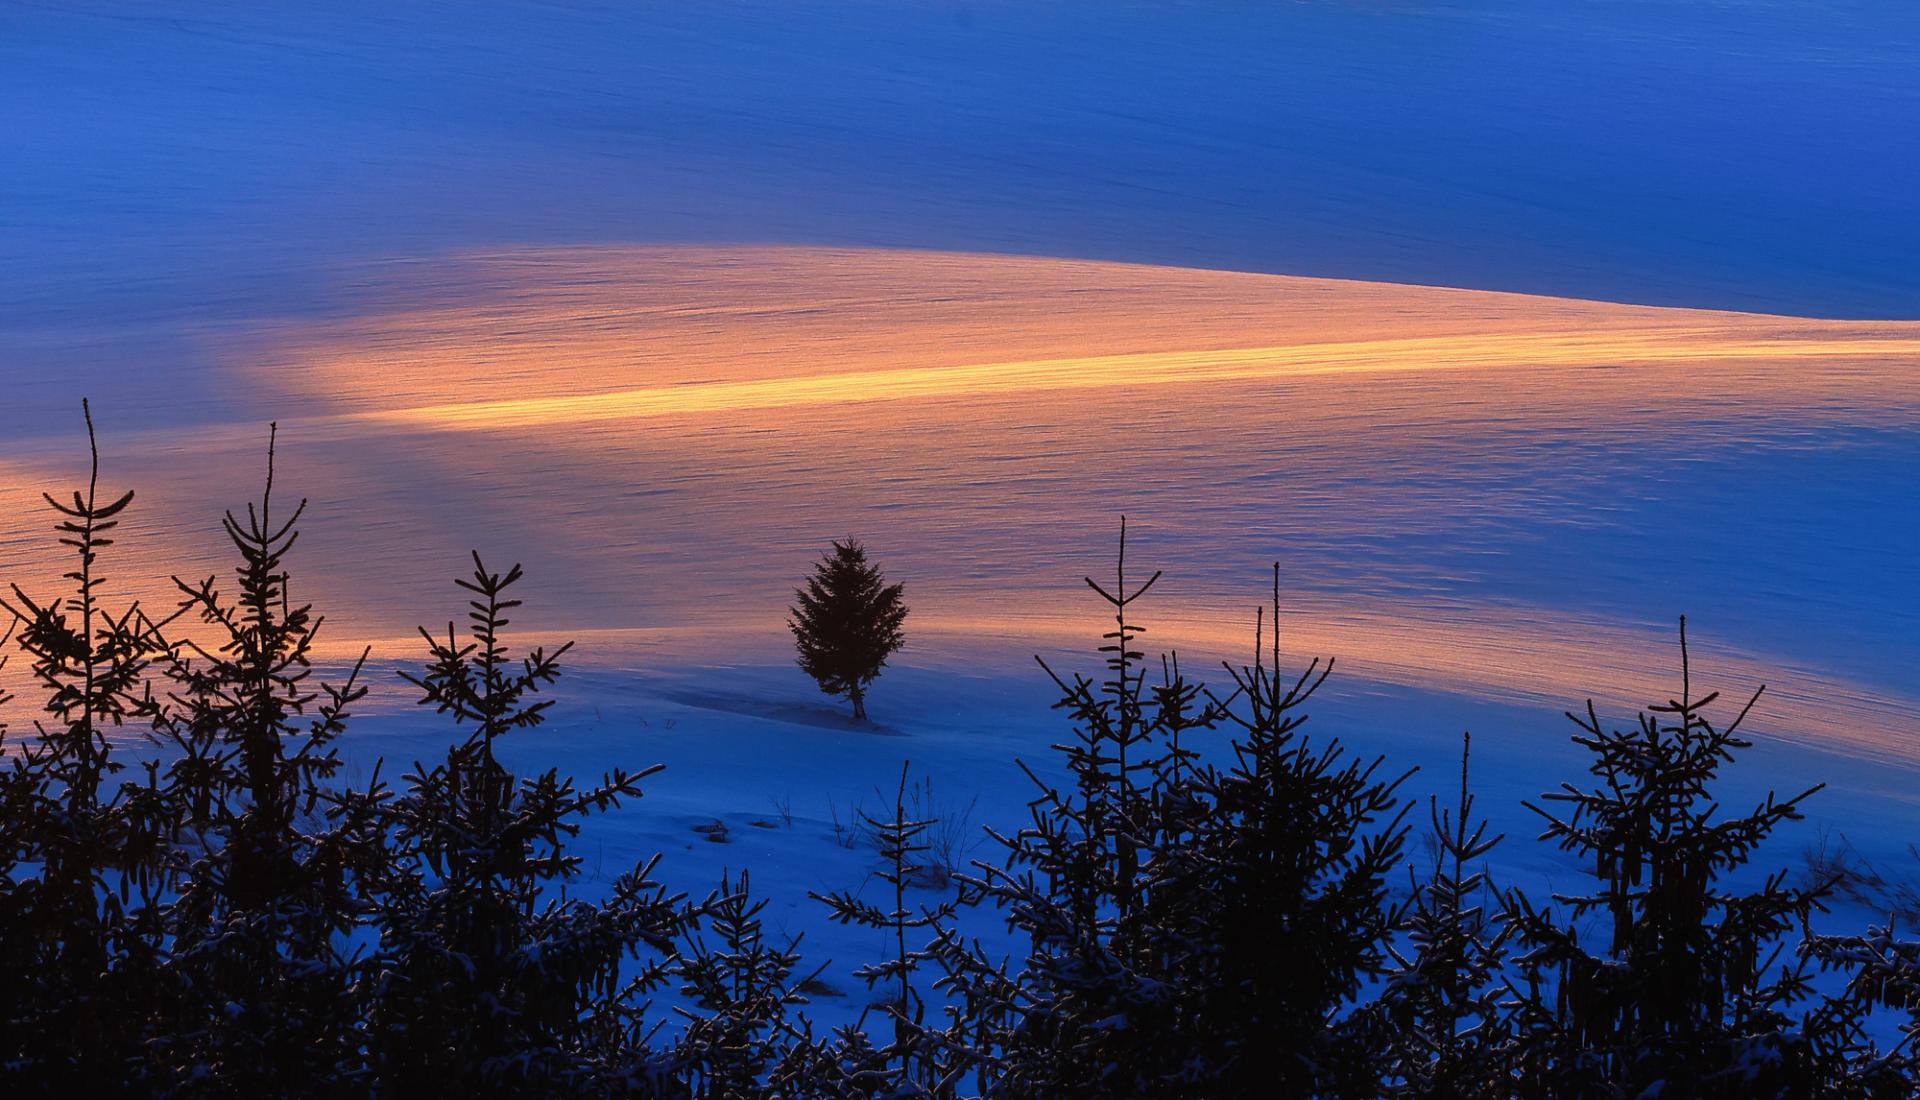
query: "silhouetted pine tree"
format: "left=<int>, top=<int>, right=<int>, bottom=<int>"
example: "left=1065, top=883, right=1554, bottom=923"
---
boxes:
left=1371, top=732, right=1514, bottom=1096
left=0, top=401, right=179, bottom=1089
left=790, top=541, right=906, bottom=721
left=1172, top=563, right=1412, bottom=1097
left=940, top=528, right=1408, bottom=1098
left=952, top=521, right=1211, bottom=1096
left=144, top=424, right=374, bottom=1088
left=1502, top=618, right=1843, bottom=1098
left=812, top=761, right=968, bottom=1096
left=672, top=869, right=821, bottom=1098
left=362, top=553, right=683, bottom=1095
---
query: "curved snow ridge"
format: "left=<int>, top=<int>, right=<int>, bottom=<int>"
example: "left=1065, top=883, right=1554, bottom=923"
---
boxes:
left=0, top=246, right=1913, bottom=769
left=336, top=328, right=1920, bottom=432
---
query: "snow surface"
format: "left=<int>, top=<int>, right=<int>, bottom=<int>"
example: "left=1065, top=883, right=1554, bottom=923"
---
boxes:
left=4, top=1, right=1918, bottom=322
left=2, top=0, right=1918, bottom=1036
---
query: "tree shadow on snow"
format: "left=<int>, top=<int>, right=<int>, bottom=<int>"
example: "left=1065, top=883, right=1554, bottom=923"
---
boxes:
left=658, top=689, right=905, bottom=736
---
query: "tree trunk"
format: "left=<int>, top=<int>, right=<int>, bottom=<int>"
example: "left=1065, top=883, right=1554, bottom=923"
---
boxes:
left=851, top=686, right=867, bottom=721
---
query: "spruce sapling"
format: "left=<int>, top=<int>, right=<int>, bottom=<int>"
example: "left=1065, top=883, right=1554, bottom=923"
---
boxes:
left=1504, top=618, right=1837, bottom=1097
left=789, top=540, right=907, bottom=721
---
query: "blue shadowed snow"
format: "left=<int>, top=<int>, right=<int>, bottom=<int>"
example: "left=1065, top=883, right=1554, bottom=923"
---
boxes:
left=3, top=0, right=1918, bottom=1038
left=2, top=0, right=1918, bottom=324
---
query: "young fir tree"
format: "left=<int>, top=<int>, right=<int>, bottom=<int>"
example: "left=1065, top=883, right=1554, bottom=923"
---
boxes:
left=1371, top=732, right=1514, bottom=1096
left=789, top=540, right=907, bottom=721
left=0, top=401, right=180, bottom=1090
left=933, top=529, right=1409, bottom=1098
left=812, top=761, right=967, bottom=1095
left=1502, top=618, right=1847, bottom=1097
left=1174, top=563, right=1412, bottom=1097
left=363, top=553, right=684, bottom=1095
left=956, top=521, right=1213, bottom=1096
left=671, top=869, right=823, bottom=1099
left=146, top=424, right=374, bottom=1088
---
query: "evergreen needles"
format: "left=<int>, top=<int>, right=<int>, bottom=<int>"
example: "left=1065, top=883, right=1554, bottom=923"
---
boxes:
left=790, top=541, right=907, bottom=721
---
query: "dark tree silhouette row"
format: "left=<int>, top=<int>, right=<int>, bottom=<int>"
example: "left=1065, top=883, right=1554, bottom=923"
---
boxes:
left=0, top=411, right=1915, bottom=1097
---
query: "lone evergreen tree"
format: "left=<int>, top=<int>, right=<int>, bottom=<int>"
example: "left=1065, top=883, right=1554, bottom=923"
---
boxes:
left=789, top=540, right=907, bottom=721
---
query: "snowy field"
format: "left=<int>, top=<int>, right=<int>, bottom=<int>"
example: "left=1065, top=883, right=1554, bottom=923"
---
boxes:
left=4, top=0, right=1920, bottom=1029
